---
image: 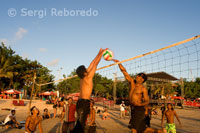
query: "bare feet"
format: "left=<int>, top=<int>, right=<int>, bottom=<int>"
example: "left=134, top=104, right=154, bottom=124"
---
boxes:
left=5, top=125, right=9, bottom=129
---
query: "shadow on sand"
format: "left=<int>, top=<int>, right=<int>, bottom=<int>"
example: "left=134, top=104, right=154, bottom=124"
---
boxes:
left=48, top=122, right=62, bottom=133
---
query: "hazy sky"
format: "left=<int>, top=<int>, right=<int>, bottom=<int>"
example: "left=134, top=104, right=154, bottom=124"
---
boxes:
left=0, top=0, right=200, bottom=80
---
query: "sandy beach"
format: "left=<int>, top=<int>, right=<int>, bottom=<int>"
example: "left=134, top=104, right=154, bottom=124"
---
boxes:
left=0, top=99, right=200, bottom=133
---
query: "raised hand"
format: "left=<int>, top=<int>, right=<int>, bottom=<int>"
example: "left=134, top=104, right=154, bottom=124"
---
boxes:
left=102, top=48, right=108, bottom=53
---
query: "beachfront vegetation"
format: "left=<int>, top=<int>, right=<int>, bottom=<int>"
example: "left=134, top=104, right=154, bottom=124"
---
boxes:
left=0, top=42, right=55, bottom=98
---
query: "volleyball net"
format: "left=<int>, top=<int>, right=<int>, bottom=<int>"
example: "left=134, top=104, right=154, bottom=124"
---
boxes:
left=37, top=35, right=200, bottom=86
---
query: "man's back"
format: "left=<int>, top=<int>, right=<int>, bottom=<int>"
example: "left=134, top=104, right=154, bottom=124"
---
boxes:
left=80, top=77, right=93, bottom=99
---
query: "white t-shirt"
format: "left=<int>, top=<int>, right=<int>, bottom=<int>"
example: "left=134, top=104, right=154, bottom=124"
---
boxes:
left=4, top=113, right=15, bottom=124
left=120, top=103, right=125, bottom=111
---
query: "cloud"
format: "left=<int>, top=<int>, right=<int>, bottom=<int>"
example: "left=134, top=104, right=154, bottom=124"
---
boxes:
left=0, top=27, right=28, bottom=46
left=47, top=59, right=59, bottom=67
left=14, top=27, right=28, bottom=41
left=39, top=48, right=47, bottom=52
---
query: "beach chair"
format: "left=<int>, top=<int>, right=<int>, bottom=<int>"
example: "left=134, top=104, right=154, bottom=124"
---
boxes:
left=19, top=100, right=25, bottom=106
left=13, top=100, right=19, bottom=106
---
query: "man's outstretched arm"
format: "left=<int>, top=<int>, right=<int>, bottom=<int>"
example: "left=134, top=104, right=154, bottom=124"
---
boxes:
left=112, top=59, right=133, bottom=83
left=174, top=111, right=182, bottom=127
left=87, top=48, right=107, bottom=78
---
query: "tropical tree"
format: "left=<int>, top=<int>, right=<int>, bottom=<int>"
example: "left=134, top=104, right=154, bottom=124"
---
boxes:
left=0, top=42, right=55, bottom=98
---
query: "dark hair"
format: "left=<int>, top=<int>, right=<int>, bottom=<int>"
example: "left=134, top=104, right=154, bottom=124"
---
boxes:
left=30, top=106, right=39, bottom=115
left=44, top=108, right=48, bottom=112
left=137, top=73, right=147, bottom=83
left=167, top=103, right=174, bottom=110
left=90, top=99, right=95, bottom=105
left=76, top=65, right=87, bottom=79
left=68, top=97, right=73, bottom=101
left=11, top=110, right=15, bottom=113
left=61, top=97, right=64, bottom=102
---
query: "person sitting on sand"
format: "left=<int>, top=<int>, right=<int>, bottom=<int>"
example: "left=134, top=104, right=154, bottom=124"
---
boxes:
left=4, top=109, right=19, bottom=129
left=42, top=108, right=51, bottom=119
left=25, top=106, right=43, bottom=133
left=102, top=108, right=109, bottom=120
left=161, top=103, right=182, bottom=133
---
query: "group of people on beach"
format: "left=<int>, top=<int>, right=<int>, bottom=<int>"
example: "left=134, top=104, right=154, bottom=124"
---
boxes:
left=72, top=48, right=182, bottom=133
left=2, top=48, right=182, bottom=133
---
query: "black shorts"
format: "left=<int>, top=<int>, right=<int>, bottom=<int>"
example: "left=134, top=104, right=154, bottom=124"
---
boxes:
left=129, top=106, right=146, bottom=133
left=88, top=125, right=96, bottom=133
left=62, top=121, right=75, bottom=133
left=73, top=99, right=90, bottom=133
left=5, top=120, right=14, bottom=125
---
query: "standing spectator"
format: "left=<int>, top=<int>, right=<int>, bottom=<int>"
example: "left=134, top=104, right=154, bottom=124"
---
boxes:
left=162, top=103, right=182, bottom=133
left=160, top=103, right=166, bottom=119
left=53, top=97, right=58, bottom=118
left=59, top=97, right=65, bottom=118
left=120, top=101, right=126, bottom=119
left=61, top=97, right=76, bottom=133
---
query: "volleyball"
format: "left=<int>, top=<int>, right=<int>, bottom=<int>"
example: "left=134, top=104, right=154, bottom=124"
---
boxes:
left=103, top=49, right=114, bottom=61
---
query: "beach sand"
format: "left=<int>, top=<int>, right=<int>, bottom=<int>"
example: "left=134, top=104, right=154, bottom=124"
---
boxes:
left=0, top=99, right=200, bottom=133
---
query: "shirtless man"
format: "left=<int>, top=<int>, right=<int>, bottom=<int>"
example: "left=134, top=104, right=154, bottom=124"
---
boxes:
left=25, top=106, right=43, bottom=133
left=73, top=48, right=107, bottom=133
left=113, top=59, right=164, bottom=133
left=161, top=103, right=182, bottom=133
left=4, top=109, right=20, bottom=128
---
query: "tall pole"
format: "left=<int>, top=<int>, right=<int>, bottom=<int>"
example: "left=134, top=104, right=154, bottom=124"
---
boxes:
left=113, top=73, right=117, bottom=104
left=180, top=78, right=184, bottom=97
left=57, top=67, right=63, bottom=81
left=180, top=77, right=184, bottom=109
left=28, top=72, right=36, bottom=114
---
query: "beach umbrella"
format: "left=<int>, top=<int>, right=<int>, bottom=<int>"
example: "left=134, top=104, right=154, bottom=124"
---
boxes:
left=39, top=91, right=57, bottom=96
left=50, top=91, right=57, bottom=96
left=1, top=89, right=21, bottom=94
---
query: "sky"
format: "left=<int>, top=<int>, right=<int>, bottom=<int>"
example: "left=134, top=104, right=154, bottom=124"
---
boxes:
left=0, top=0, right=200, bottom=80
